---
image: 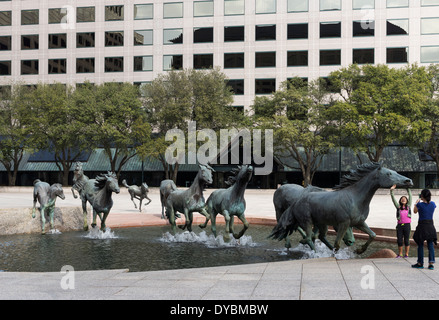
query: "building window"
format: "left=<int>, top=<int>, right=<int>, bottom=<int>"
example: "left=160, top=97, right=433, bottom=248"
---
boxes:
left=421, top=18, right=439, bottom=34
left=134, top=4, right=153, bottom=20
left=0, top=36, right=11, bottom=51
left=194, top=1, right=214, bottom=17
left=21, top=35, right=39, bottom=50
left=422, top=0, right=439, bottom=5
left=164, top=29, right=183, bottom=45
left=48, top=8, right=67, bottom=24
left=320, top=22, right=341, bottom=38
left=0, top=61, right=11, bottom=75
left=164, top=2, right=183, bottom=18
left=21, top=10, right=39, bottom=25
left=353, top=0, right=374, bottom=9
left=163, top=55, right=183, bottom=70
left=256, top=0, right=276, bottom=14
left=320, top=0, right=341, bottom=11
left=194, top=27, right=213, bottom=43
left=224, top=53, right=244, bottom=68
left=105, top=57, right=124, bottom=72
left=224, top=26, right=244, bottom=42
left=48, top=59, right=66, bottom=74
left=320, top=49, right=341, bottom=65
left=105, top=31, right=124, bottom=47
left=255, top=52, right=276, bottom=68
left=134, top=30, right=153, bottom=46
left=21, top=60, right=39, bottom=75
left=224, top=0, right=244, bottom=15
left=353, top=21, right=375, bottom=37
left=353, top=48, right=374, bottom=64
left=256, top=25, right=276, bottom=41
left=0, top=11, right=11, bottom=26
left=76, top=58, right=95, bottom=73
left=49, top=34, right=67, bottom=49
left=134, top=56, right=153, bottom=72
left=105, top=5, right=124, bottom=21
left=421, top=46, right=439, bottom=63
left=77, top=32, right=95, bottom=48
left=255, top=79, right=276, bottom=94
left=386, top=47, right=408, bottom=63
left=193, top=54, right=213, bottom=69
left=227, top=79, right=244, bottom=95
left=387, top=0, right=408, bottom=8
left=77, top=7, right=95, bottom=23
left=387, top=19, right=409, bottom=35
left=287, top=51, right=308, bottom=67
left=288, top=23, right=308, bottom=39
left=288, top=0, right=308, bottom=12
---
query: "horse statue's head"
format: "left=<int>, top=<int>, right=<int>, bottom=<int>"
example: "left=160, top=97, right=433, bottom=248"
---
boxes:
left=95, top=172, right=120, bottom=194
left=141, top=182, right=149, bottom=195
left=50, top=183, right=65, bottom=200
left=377, top=164, right=414, bottom=189
left=225, top=165, right=253, bottom=186
left=198, top=164, right=214, bottom=185
left=73, top=162, right=83, bottom=173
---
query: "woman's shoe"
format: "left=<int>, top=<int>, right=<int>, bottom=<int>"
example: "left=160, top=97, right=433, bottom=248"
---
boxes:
left=404, top=255, right=409, bottom=258
left=412, top=263, right=424, bottom=269
left=428, top=264, right=434, bottom=270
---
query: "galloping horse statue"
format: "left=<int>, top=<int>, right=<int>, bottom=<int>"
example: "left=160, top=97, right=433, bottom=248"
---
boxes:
left=81, top=172, right=120, bottom=232
left=32, top=179, right=65, bottom=234
left=270, top=162, right=413, bottom=254
left=273, top=184, right=356, bottom=249
left=71, top=162, right=89, bottom=199
left=160, top=179, right=177, bottom=219
left=162, top=164, right=214, bottom=234
left=200, top=165, right=253, bottom=240
left=122, top=179, right=152, bottom=212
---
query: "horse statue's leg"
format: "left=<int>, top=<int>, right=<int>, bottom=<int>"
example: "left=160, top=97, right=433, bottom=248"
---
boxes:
left=299, top=224, right=315, bottom=251
left=48, top=206, right=55, bottom=231
left=233, top=214, right=249, bottom=239
left=40, top=206, right=47, bottom=235
left=168, top=207, right=177, bottom=234
left=222, top=210, right=232, bottom=242
left=199, top=206, right=211, bottom=229
left=145, top=195, right=152, bottom=206
left=71, top=186, right=78, bottom=199
left=333, top=221, right=350, bottom=252
left=32, top=194, right=38, bottom=219
left=316, top=224, right=334, bottom=250
left=130, top=192, right=137, bottom=209
left=354, top=221, right=376, bottom=254
left=82, top=198, right=89, bottom=231
left=91, top=209, right=100, bottom=229
left=101, top=212, right=109, bottom=232
left=138, top=196, right=143, bottom=212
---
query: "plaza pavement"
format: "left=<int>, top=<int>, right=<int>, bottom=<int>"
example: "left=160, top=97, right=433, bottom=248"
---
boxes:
left=1, top=186, right=439, bottom=300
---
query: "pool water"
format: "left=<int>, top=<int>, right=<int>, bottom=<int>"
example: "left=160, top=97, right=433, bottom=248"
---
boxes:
left=0, top=225, right=407, bottom=272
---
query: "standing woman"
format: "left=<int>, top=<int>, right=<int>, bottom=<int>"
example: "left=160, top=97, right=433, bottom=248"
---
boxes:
left=412, top=189, right=437, bottom=270
left=390, top=185, right=412, bottom=258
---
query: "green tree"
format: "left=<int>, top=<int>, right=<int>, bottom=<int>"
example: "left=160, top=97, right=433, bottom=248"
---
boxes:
left=0, top=85, right=33, bottom=186
left=327, top=64, right=432, bottom=162
left=140, top=68, right=239, bottom=182
left=252, top=78, right=336, bottom=186
left=85, top=82, right=151, bottom=178
left=23, top=83, right=91, bottom=186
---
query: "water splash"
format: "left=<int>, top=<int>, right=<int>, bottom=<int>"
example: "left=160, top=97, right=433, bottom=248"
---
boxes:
left=290, top=240, right=357, bottom=260
left=84, top=227, right=118, bottom=240
left=160, top=231, right=256, bottom=248
left=47, top=229, right=62, bottom=235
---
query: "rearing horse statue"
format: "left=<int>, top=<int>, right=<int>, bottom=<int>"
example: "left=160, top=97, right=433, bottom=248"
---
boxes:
left=200, top=165, right=253, bottom=240
left=163, top=164, right=214, bottom=234
left=270, top=162, right=413, bottom=254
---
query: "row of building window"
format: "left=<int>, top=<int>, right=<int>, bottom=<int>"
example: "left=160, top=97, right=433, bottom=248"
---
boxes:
left=1, top=18, right=438, bottom=51
left=0, top=0, right=438, bottom=26
left=1, top=46, right=438, bottom=76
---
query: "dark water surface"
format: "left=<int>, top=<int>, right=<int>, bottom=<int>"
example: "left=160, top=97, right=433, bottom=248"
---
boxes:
left=0, top=225, right=405, bottom=272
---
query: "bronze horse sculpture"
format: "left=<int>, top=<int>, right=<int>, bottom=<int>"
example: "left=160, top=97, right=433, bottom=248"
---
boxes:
left=71, top=162, right=89, bottom=199
left=200, top=165, right=253, bottom=240
left=161, top=164, right=214, bottom=234
left=80, top=172, right=120, bottom=232
left=270, top=162, right=413, bottom=254
left=32, top=179, right=65, bottom=234
left=122, top=179, right=152, bottom=212
left=273, top=184, right=356, bottom=249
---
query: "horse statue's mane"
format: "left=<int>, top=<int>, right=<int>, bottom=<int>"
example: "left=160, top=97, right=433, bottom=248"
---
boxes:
left=225, top=166, right=242, bottom=186
left=333, top=162, right=381, bottom=190
left=95, top=172, right=117, bottom=189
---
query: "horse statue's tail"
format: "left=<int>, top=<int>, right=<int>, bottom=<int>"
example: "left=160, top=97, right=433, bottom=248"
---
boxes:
left=268, top=205, right=297, bottom=241
left=121, top=179, right=130, bottom=188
